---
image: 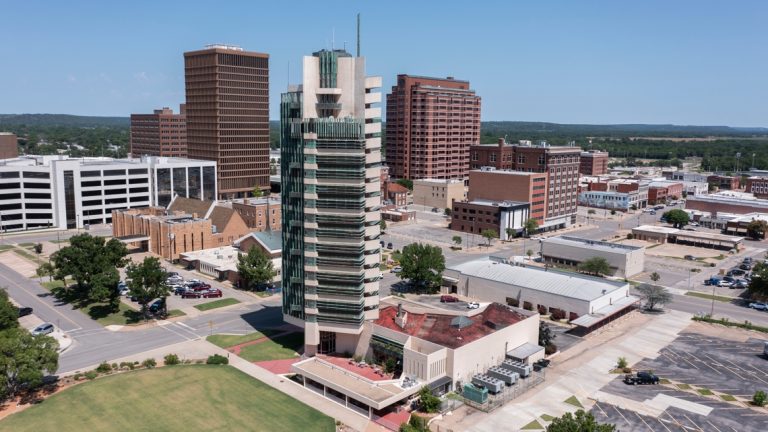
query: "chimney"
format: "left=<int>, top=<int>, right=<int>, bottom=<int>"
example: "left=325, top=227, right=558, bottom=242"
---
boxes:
left=498, top=137, right=505, bottom=150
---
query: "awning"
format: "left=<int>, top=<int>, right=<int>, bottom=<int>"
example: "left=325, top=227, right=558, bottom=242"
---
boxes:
left=442, top=276, right=459, bottom=283
left=570, top=295, right=640, bottom=328
left=506, top=342, right=544, bottom=361
left=115, top=234, right=150, bottom=243
left=428, top=375, right=452, bottom=390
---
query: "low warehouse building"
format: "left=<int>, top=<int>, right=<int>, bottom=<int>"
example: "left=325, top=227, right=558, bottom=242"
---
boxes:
left=443, top=257, right=637, bottom=333
left=632, top=225, right=743, bottom=250
left=540, top=235, right=645, bottom=278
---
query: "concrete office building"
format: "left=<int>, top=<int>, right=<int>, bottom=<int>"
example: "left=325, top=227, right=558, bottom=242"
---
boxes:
left=130, top=105, right=187, bottom=158
left=579, top=150, right=609, bottom=176
left=686, top=191, right=768, bottom=215
left=184, top=45, right=270, bottom=199
left=0, top=155, right=215, bottom=232
left=386, top=75, right=481, bottom=180
left=0, top=133, right=18, bottom=159
left=443, top=257, right=638, bottom=333
left=280, top=47, right=382, bottom=356
left=540, top=236, right=645, bottom=278
left=412, top=178, right=466, bottom=210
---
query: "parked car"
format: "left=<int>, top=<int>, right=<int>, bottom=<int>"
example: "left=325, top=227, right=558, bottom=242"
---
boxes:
left=202, top=289, right=223, bottom=298
left=729, top=268, right=746, bottom=277
left=16, top=306, right=33, bottom=317
left=749, top=302, right=768, bottom=311
left=718, top=280, right=733, bottom=288
left=684, top=255, right=695, bottom=260
left=118, top=286, right=130, bottom=296
left=191, top=283, right=212, bottom=292
left=743, top=257, right=754, bottom=265
left=649, top=211, right=657, bottom=215
left=173, top=286, right=187, bottom=295
left=32, top=323, right=54, bottom=336
left=624, top=371, right=659, bottom=385
left=255, top=282, right=276, bottom=291
left=440, top=295, right=458, bottom=303
left=689, top=222, right=699, bottom=227
left=181, top=291, right=202, bottom=299
left=379, top=240, right=385, bottom=248
left=149, top=299, right=165, bottom=314
left=391, top=266, right=402, bottom=273
left=732, top=280, right=748, bottom=289
left=387, top=242, right=393, bottom=249
left=740, top=263, right=752, bottom=271
left=722, top=276, right=735, bottom=283
left=431, top=207, right=439, bottom=213
left=466, top=302, right=480, bottom=309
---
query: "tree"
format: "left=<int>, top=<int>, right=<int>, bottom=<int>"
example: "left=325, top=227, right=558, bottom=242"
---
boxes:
left=252, top=186, right=264, bottom=198
left=400, top=415, right=429, bottom=432
left=753, top=390, right=767, bottom=407
left=587, top=209, right=596, bottom=215
left=417, top=386, right=441, bottom=413
left=444, top=208, right=451, bottom=216
left=0, top=289, right=19, bottom=332
left=637, top=284, right=672, bottom=311
left=237, top=247, right=277, bottom=290
left=380, top=219, right=387, bottom=232
left=577, top=257, right=612, bottom=277
left=526, top=249, right=534, bottom=259
left=452, top=235, right=462, bottom=247
left=662, top=209, right=690, bottom=228
left=523, top=218, right=539, bottom=237
left=36, top=262, right=55, bottom=283
left=398, top=243, right=445, bottom=292
left=0, top=328, right=59, bottom=401
left=546, top=410, right=616, bottom=432
left=125, top=257, right=170, bottom=319
left=539, top=321, right=556, bottom=347
left=33, top=243, right=43, bottom=264
left=650, top=272, right=661, bottom=283
left=748, top=262, right=768, bottom=299
left=51, top=233, right=127, bottom=300
left=396, top=179, right=413, bottom=191
left=746, top=220, right=768, bottom=240
left=505, top=228, right=516, bottom=240
left=481, top=229, right=497, bottom=246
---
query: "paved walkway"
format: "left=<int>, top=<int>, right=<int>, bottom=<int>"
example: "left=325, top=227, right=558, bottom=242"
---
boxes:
left=435, top=310, right=693, bottom=432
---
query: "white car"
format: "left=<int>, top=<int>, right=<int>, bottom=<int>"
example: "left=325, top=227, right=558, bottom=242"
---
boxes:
left=391, top=266, right=402, bottom=274
left=718, top=280, right=733, bottom=288
left=32, top=323, right=54, bottom=336
left=467, top=302, right=480, bottom=309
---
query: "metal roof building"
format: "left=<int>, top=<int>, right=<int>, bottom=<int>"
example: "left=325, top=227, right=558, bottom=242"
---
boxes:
left=540, top=235, right=645, bottom=278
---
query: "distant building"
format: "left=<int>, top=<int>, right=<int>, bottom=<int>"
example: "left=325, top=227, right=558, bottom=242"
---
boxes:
left=685, top=191, right=768, bottom=215
left=579, top=150, right=609, bottom=176
left=383, top=181, right=408, bottom=207
left=412, top=178, right=466, bottom=210
left=707, top=175, right=740, bottom=191
left=666, top=171, right=709, bottom=184
left=184, top=45, right=270, bottom=199
left=130, top=105, right=187, bottom=158
left=0, top=133, right=18, bottom=159
left=466, top=169, right=547, bottom=224
left=744, top=177, right=768, bottom=199
left=469, top=138, right=514, bottom=170
left=386, top=75, right=481, bottom=180
left=647, top=181, right=684, bottom=205
left=631, top=225, right=743, bottom=250
left=450, top=199, right=530, bottom=241
left=579, top=179, right=648, bottom=210
left=0, top=155, right=215, bottom=232
left=228, top=197, right=281, bottom=231
left=540, top=236, right=645, bottom=278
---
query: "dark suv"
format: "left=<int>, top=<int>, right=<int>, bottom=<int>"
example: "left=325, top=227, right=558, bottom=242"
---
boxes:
left=624, top=371, right=660, bottom=385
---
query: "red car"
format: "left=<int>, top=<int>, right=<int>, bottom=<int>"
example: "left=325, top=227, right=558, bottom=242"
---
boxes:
left=181, top=291, right=202, bottom=299
left=191, top=284, right=212, bottom=292
left=202, top=289, right=222, bottom=298
left=440, top=295, right=458, bottom=303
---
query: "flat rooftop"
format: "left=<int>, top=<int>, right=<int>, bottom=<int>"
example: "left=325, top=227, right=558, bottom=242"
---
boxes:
left=470, top=169, right=542, bottom=177
left=633, top=225, right=680, bottom=234
left=542, top=235, right=643, bottom=253
left=180, top=246, right=239, bottom=272
left=448, top=257, right=627, bottom=302
left=466, top=199, right=528, bottom=208
left=375, top=302, right=528, bottom=349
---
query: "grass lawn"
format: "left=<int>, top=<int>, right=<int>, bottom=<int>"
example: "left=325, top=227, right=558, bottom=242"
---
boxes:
left=521, top=419, right=543, bottom=430
left=0, top=244, right=13, bottom=252
left=677, top=384, right=692, bottom=390
left=720, top=394, right=737, bottom=401
left=18, top=242, right=35, bottom=247
left=564, top=395, right=583, bottom=408
left=207, top=330, right=280, bottom=349
left=13, top=248, right=38, bottom=261
left=0, top=365, right=335, bottom=432
left=194, top=298, right=240, bottom=311
left=540, top=414, right=555, bottom=421
left=49, top=239, right=70, bottom=244
left=167, top=309, right=186, bottom=318
left=697, top=388, right=714, bottom=396
left=239, top=332, right=304, bottom=362
left=85, top=302, right=143, bottom=326
left=686, top=292, right=734, bottom=303
left=659, top=378, right=671, bottom=384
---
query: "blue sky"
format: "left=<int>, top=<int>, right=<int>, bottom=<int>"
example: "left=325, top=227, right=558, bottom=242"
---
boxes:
left=1, top=0, right=766, bottom=126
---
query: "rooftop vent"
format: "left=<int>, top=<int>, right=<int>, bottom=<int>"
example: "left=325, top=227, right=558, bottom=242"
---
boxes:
left=450, top=316, right=473, bottom=329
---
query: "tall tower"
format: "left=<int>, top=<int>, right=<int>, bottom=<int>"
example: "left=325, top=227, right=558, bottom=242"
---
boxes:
left=184, top=45, right=270, bottom=200
left=281, top=48, right=382, bottom=356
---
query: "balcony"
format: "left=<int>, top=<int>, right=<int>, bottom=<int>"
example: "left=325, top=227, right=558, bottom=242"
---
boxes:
left=316, top=102, right=342, bottom=110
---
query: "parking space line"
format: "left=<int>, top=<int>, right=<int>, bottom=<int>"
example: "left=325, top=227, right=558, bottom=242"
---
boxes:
left=593, top=402, right=608, bottom=417
left=656, top=417, right=674, bottom=432
left=612, top=405, right=632, bottom=426
left=681, top=413, right=703, bottom=431
left=705, top=420, right=722, bottom=432
left=633, top=411, right=656, bottom=432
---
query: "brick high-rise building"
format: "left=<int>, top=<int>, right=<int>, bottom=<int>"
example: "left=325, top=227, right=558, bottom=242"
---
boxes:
left=386, top=75, right=480, bottom=180
left=514, top=144, right=581, bottom=225
left=0, top=133, right=18, bottom=159
left=184, top=45, right=269, bottom=200
left=130, top=105, right=187, bottom=158
left=579, top=150, right=609, bottom=176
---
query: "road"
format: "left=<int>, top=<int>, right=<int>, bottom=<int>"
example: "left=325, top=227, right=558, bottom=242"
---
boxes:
left=0, top=225, right=113, bottom=246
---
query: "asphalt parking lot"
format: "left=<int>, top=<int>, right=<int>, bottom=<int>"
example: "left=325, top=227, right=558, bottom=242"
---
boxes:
left=591, top=331, right=768, bottom=432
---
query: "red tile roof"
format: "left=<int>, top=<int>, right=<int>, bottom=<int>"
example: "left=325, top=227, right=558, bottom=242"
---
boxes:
left=374, top=303, right=527, bottom=349
left=387, top=183, right=409, bottom=194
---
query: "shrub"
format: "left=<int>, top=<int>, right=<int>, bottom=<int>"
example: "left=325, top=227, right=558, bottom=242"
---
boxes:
left=617, top=357, right=628, bottom=369
left=195, top=359, right=204, bottom=364
left=353, top=355, right=362, bottom=363
left=84, top=371, right=98, bottom=380
left=523, top=301, right=533, bottom=311
left=141, top=358, right=157, bottom=369
left=95, top=362, right=112, bottom=373
left=206, top=354, right=229, bottom=365
left=417, top=387, right=441, bottom=413
left=164, top=353, right=180, bottom=365
left=626, top=233, right=634, bottom=240
left=753, top=390, right=767, bottom=407
left=550, top=309, right=566, bottom=320
left=545, top=344, right=557, bottom=355
left=623, top=367, right=632, bottom=373
left=73, top=373, right=83, bottom=381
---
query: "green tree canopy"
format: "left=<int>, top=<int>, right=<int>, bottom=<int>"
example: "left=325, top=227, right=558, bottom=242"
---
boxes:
left=380, top=219, right=387, bottom=232
left=452, top=235, right=462, bottom=246
left=747, top=261, right=768, bottom=299
left=546, top=409, right=616, bottom=432
left=0, top=289, right=19, bottom=332
left=577, top=257, right=612, bottom=277
left=662, top=209, right=690, bottom=228
left=398, top=243, right=445, bottom=292
left=539, top=322, right=556, bottom=347
left=125, top=257, right=170, bottom=318
left=637, top=284, right=672, bottom=311
left=524, top=218, right=539, bottom=237
left=51, top=233, right=127, bottom=300
left=417, top=386, right=441, bottom=413
left=481, top=229, right=497, bottom=246
left=237, top=247, right=277, bottom=290
left=396, top=179, right=413, bottom=191
left=746, top=220, right=768, bottom=240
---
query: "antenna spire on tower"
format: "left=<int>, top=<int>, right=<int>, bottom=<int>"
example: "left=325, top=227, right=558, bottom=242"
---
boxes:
left=356, top=13, right=361, bottom=56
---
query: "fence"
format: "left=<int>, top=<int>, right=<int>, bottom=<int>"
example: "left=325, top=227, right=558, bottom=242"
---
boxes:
left=460, top=370, right=546, bottom=413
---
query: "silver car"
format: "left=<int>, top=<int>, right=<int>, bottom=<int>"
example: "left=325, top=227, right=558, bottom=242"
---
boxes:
left=32, top=323, right=54, bottom=336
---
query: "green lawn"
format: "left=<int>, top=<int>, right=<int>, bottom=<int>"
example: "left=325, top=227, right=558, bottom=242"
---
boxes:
left=0, top=365, right=335, bottom=432
left=720, top=394, right=737, bottom=401
left=239, top=332, right=304, bottom=362
left=167, top=309, right=186, bottom=318
left=194, top=298, right=240, bottom=311
left=697, top=388, right=714, bottom=396
left=207, top=330, right=280, bottom=349
left=564, top=395, right=583, bottom=408
left=85, top=302, right=143, bottom=326
left=540, top=414, right=555, bottom=421
left=686, top=291, right=735, bottom=303
left=18, top=242, right=35, bottom=247
left=13, top=248, right=38, bottom=261
left=677, top=384, right=692, bottom=390
left=521, top=419, right=544, bottom=430
left=0, top=244, right=13, bottom=252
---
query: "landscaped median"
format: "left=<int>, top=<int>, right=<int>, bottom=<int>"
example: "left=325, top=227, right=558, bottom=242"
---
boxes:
left=207, top=330, right=304, bottom=362
left=0, top=365, right=335, bottom=432
left=193, top=297, right=240, bottom=311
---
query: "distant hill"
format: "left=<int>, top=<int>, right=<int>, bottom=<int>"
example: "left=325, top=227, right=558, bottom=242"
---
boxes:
left=0, top=114, right=129, bottom=128
left=481, top=121, right=768, bottom=138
